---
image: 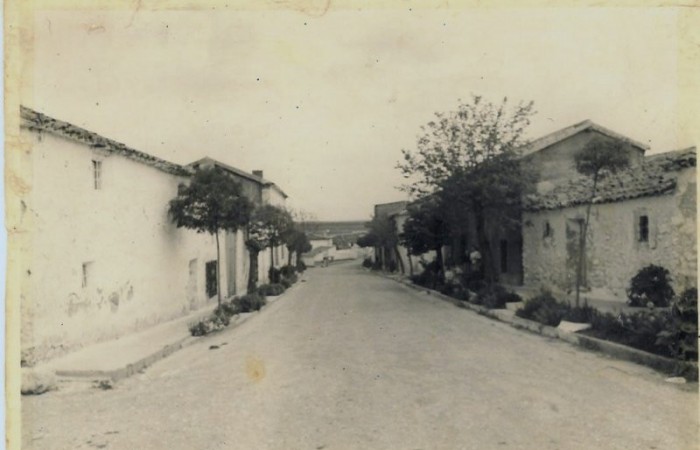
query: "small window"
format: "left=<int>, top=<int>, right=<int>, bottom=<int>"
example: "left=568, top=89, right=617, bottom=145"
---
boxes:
left=82, top=262, right=94, bottom=288
left=92, top=160, right=102, bottom=190
left=543, top=221, right=553, bottom=239
left=638, top=215, right=649, bottom=242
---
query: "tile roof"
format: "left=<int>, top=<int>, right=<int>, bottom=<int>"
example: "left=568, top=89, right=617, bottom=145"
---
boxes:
left=520, top=120, right=649, bottom=157
left=524, top=147, right=696, bottom=211
left=20, top=106, right=191, bottom=176
left=187, top=157, right=288, bottom=198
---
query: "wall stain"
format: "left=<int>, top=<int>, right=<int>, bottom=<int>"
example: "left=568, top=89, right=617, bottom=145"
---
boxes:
left=109, top=292, right=120, bottom=312
left=66, top=292, right=90, bottom=316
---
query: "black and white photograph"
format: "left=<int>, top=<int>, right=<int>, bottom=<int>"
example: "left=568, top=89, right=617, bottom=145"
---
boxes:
left=6, top=1, right=700, bottom=449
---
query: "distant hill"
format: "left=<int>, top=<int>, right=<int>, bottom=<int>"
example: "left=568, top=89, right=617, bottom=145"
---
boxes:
left=304, top=221, right=368, bottom=239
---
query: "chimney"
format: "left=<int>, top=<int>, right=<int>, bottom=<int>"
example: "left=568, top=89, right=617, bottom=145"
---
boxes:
left=252, top=170, right=263, bottom=178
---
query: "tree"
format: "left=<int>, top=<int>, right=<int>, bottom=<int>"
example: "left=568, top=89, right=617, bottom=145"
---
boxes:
left=356, top=232, right=378, bottom=248
left=573, top=138, right=630, bottom=306
left=169, top=167, right=253, bottom=306
left=399, top=196, right=449, bottom=281
left=245, top=204, right=293, bottom=291
left=362, top=214, right=402, bottom=272
left=284, top=228, right=312, bottom=267
left=397, top=95, right=536, bottom=283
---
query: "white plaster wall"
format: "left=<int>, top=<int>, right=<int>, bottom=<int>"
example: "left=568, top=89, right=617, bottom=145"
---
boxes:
left=311, top=238, right=333, bottom=249
left=262, top=185, right=286, bottom=207
left=25, top=130, right=219, bottom=363
left=523, top=174, right=697, bottom=301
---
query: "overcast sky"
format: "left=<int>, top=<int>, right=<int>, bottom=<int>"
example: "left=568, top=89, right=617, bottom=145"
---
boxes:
left=30, top=6, right=684, bottom=220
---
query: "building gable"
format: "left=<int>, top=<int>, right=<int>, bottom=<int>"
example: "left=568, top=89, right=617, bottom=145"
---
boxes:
left=525, top=147, right=696, bottom=211
left=523, top=125, right=647, bottom=184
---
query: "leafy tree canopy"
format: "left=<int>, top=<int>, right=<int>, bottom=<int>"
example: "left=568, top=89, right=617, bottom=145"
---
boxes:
left=286, top=228, right=312, bottom=254
left=398, top=95, right=535, bottom=197
left=366, top=214, right=398, bottom=248
left=356, top=232, right=378, bottom=248
left=169, top=167, right=253, bottom=234
left=246, top=204, right=294, bottom=252
left=574, top=138, right=631, bottom=180
left=397, top=95, right=537, bottom=281
left=399, top=196, right=449, bottom=255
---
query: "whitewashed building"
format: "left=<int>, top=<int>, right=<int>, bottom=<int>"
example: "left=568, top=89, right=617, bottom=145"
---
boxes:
left=20, top=106, right=288, bottom=365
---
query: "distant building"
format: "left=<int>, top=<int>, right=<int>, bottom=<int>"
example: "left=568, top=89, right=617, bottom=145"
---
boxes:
left=20, top=106, right=288, bottom=364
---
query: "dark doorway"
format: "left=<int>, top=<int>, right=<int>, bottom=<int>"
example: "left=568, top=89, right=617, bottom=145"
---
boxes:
left=205, top=260, right=218, bottom=298
left=565, top=218, right=586, bottom=290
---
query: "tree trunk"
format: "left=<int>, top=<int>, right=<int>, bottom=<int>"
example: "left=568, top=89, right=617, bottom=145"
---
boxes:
left=576, top=174, right=598, bottom=307
left=247, top=249, right=259, bottom=292
left=434, top=244, right=444, bottom=288
left=287, top=247, right=293, bottom=266
left=474, top=202, right=497, bottom=285
left=407, top=249, right=414, bottom=277
left=394, top=245, right=405, bottom=274
left=215, top=230, right=222, bottom=307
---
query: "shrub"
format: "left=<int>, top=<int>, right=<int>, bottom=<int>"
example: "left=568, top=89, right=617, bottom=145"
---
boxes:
left=189, top=320, right=209, bottom=337
left=215, top=301, right=239, bottom=318
left=235, top=293, right=267, bottom=313
left=562, top=301, right=596, bottom=324
left=411, top=260, right=442, bottom=288
left=296, top=260, right=307, bottom=272
left=533, top=301, right=565, bottom=327
left=189, top=309, right=231, bottom=336
left=657, top=288, right=698, bottom=361
left=472, top=284, right=514, bottom=309
left=438, top=283, right=456, bottom=297
left=503, top=291, right=523, bottom=303
left=280, top=278, right=292, bottom=289
left=411, top=270, right=438, bottom=289
left=258, top=283, right=285, bottom=296
left=586, top=309, right=674, bottom=358
left=285, top=273, right=298, bottom=285
left=448, top=284, right=470, bottom=301
left=516, top=291, right=564, bottom=326
left=459, top=269, right=486, bottom=293
left=269, top=267, right=282, bottom=284
left=280, top=264, right=297, bottom=278
left=362, top=257, right=373, bottom=268
left=627, top=264, right=674, bottom=307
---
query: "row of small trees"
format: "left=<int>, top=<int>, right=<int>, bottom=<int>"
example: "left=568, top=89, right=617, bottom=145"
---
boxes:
left=168, top=168, right=312, bottom=306
left=361, top=95, right=630, bottom=303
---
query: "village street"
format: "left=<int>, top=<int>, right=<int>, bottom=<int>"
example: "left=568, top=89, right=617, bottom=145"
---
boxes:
left=23, top=261, right=698, bottom=450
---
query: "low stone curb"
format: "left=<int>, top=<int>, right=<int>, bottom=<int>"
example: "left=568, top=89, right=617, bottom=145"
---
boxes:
left=53, top=281, right=301, bottom=384
left=384, top=273, right=698, bottom=380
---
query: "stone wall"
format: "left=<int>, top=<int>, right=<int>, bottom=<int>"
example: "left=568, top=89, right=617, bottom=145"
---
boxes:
left=523, top=167, right=697, bottom=301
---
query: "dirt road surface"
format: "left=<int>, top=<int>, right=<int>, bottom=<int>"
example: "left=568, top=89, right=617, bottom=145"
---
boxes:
left=22, top=261, right=698, bottom=449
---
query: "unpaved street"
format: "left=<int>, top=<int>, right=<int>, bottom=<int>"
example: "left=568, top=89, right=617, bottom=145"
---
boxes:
left=23, top=262, right=698, bottom=449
